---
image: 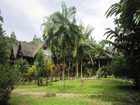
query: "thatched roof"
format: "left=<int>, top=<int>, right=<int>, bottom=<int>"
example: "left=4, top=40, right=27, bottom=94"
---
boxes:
left=106, top=46, right=118, bottom=54
left=96, top=53, right=114, bottom=59
left=10, top=41, right=52, bottom=60
left=19, top=42, right=44, bottom=58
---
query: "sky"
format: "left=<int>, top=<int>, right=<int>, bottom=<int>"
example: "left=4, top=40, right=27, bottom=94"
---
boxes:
left=0, top=0, right=119, bottom=42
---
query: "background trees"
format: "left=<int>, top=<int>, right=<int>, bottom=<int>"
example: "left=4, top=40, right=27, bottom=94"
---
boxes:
left=105, top=0, right=140, bottom=88
left=43, top=2, right=102, bottom=78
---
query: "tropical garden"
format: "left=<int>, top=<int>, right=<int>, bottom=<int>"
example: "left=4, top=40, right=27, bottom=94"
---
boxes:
left=0, top=0, right=140, bottom=105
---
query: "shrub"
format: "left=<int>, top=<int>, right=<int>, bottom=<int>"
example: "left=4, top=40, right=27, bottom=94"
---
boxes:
left=96, top=66, right=109, bottom=78
left=86, top=68, right=93, bottom=77
left=110, top=53, right=127, bottom=78
left=0, top=65, right=16, bottom=105
left=27, top=62, right=38, bottom=82
left=134, top=58, right=140, bottom=88
left=16, top=59, right=29, bottom=83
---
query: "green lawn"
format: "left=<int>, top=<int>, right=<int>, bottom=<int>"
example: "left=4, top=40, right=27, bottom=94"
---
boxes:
left=11, top=78, right=140, bottom=105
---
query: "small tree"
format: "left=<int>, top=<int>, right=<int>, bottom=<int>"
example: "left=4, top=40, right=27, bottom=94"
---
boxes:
left=27, top=62, right=38, bottom=82
left=44, top=58, right=53, bottom=84
left=110, top=53, right=127, bottom=78
left=35, top=50, right=46, bottom=86
left=96, top=66, right=110, bottom=78
left=0, top=65, right=16, bottom=105
left=16, top=59, right=29, bottom=83
left=0, top=12, right=16, bottom=105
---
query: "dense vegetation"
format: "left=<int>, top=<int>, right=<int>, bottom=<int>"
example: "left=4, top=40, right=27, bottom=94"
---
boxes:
left=105, top=0, right=140, bottom=88
left=0, top=13, right=16, bottom=105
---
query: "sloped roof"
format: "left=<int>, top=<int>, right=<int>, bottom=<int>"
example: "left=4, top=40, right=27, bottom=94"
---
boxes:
left=106, top=46, right=118, bottom=54
left=20, top=42, right=44, bottom=58
left=96, top=53, right=114, bottom=59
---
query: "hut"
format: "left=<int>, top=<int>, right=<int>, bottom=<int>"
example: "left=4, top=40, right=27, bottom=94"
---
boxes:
left=96, top=53, right=114, bottom=69
left=10, top=41, right=52, bottom=64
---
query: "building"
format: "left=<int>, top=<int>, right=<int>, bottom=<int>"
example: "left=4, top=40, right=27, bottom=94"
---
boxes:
left=10, top=41, right=52, bottom=64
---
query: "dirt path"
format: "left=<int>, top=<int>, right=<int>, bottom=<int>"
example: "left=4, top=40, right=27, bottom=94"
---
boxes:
left=12, top=88, right=95, bottom=97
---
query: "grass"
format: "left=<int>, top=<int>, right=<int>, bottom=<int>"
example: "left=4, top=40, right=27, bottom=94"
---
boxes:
left=11, top=95, right=94, bottom=105
left=11, top=77, right=140, bottom=105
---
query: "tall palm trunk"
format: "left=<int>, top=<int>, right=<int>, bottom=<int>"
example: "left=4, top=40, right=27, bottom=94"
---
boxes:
left=75, top=56, right=79, bottom=78
left=80, top=61, right=83, bottom=78
left=68, top=56, right=70, bottom=80
left=89, top=54, right=94, bottom=70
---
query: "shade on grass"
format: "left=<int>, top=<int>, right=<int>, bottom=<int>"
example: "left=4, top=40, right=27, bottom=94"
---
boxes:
left=11, top=78, right=140, bottom=105
left=11, top=95, right=93, bottom=105
left=16, top=78, right=133, bottom=94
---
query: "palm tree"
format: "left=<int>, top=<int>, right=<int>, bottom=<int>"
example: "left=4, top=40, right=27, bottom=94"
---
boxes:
left=0, top=11, right=3, bottom=24
left=43, top=2, right=76, bottom=63
left=76, top=25, right=94, bottom=78
left=43, top=2, right=86, bottom=78
left=43, top=2, right=78, bottom=88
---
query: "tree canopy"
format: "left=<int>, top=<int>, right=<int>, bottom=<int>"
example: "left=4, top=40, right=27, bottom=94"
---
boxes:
left=105, top=0, right=140, bottom=88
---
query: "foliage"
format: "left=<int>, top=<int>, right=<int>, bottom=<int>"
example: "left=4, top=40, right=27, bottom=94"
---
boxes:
left=0, top=65, right=16, bottom=105
left=27, top=62, right=38, bottom=80
left=0, top=13, right=8, bottom=64
left=43, top=2, right=77, bottom=62
left=16, top=59, right=30, bottom=83
left=96, top=66, right=110, bottom=78
left=4, top=32, right=19, bottom=57
left=0, top=12, right=17, bottom=105
left=43, top=2, right=100, bottom=78
left=44, top=58, right=53, bottom=73
left=16, top=59, right=29, bottom=74
left=31, top=35, right=42, bottom=44
left=35, top=50, right=47, bottom=86
left=105, top=0, right=140, bottom=88
left=35, top=50, right=46, bottom=77
left=85, top=68, right=93, bottom=77
left=110, top=53, right=127, bottom=78
left=135, top=58, right=140, bottom=87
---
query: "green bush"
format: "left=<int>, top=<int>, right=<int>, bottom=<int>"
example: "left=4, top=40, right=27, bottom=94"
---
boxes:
left=96, top=66, right=109, bottom=78
left=86, top=68, right=93, bottom=77
left=134, top=58, right=140, bottom=88
left=16, top=59, right=29, bottom=83
left=110, top=53, right=127, bottom=78
left=0, top=65, right=16, bottom=105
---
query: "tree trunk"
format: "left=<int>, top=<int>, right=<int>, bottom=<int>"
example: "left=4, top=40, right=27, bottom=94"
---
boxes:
left=68, top=55, right=71, bottom=80
left=80, top=61, right=83, bottom=78
left=89, top=54, right=94, bottom=69
left=75, top=57, right=79, bottom=78
left=62, top=70, right=65, bottom=89
left=46, top=76, right=48, bottom=86
left=68, top=67, right=70, bottom=80
left=98, top=59, right=101, bottom=69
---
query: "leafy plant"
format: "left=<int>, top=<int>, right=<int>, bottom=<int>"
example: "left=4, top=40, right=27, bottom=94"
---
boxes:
left=110, top=53, right=127, bottom=78
left=0, top=65, right=16, bottom=105
left=86, top=68, right=93, bottom=77
left=96, top=66, right=110, bottom=78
